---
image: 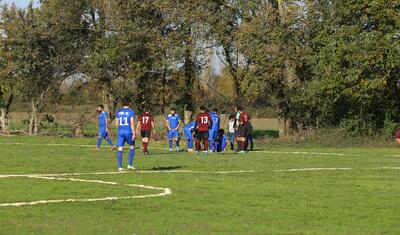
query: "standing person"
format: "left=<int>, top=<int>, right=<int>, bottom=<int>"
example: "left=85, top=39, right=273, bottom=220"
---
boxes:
left=115, top=99, right=136, bottom=171
left=195, top=105, right=213, bottom=155
left=208, top=108, right=220, bottom=152
left=136, top=110, right=155, bottom=155
left=245, top=124, right=254, bottom=151
left=227, top=114, right=236, bottom=151
left=165, top=108, right=182, bottom=152
left=184, top=121, right=196, bottom=153
left=96, top=105, right=116, bottom=150
left=236, top=106, right=251, bottom=154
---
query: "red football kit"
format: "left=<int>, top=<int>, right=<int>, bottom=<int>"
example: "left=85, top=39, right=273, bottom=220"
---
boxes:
left=196, top=112, right=212, bottom=132
left=139, top=113, right=154, bottom=131
left=239, top=112, right=251, bottom=125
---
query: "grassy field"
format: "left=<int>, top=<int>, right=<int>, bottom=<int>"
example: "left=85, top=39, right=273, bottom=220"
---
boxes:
left=1, top=136, right=400, bottom=234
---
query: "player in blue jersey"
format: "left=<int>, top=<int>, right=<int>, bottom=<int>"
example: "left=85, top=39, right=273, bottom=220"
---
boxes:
left=214, top=129, right=228, bottom=152
left=165, top=108, right=182, bottom=152
left=184, top=121, right=196, bottom=153
left=208, top=108, right=220, bottom=152
left=115, top=99, right=136, bottom=171
left=96, top=105, right=116, bottom=150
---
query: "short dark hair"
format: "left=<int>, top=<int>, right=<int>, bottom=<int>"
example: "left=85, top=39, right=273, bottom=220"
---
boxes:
left=199, top=105, right=206, bottom=111
left=98, top=104, right=104, bottom=109
left=228, top=114, right=235, bottom=119
left=218, top=129, right=225, bottom=135
left=170, top=107, right=176, bottom=112
left=122, top=98, right=130, bottom=106
left=212, top=108, right=218, bottom=112
left=236, top=105, right=243, bottom=111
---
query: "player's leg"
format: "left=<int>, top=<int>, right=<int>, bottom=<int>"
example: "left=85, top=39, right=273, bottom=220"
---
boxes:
left=96, top=131, right=104, bottom=149
left=184, top=130, right=193, bottom=152
left=195, top=133, right=201, bottom=155
left=168, top=130, right=173, bottom=152
left=239, top=126, right=247, bottom=153
left=229, top=133, right=235, bottom=150
left=208, top=129, right=214, bottom=152
left=141, top=130, right=149, bottom=154
left=103, top=132, right=116, bottom=150
left=127, top=133, right=135, bottom=169
left=203, top=131, right=209, bottom=155
left=174, top=131, right=180, bottom=151
left=116, top=134, right=125, bottom=171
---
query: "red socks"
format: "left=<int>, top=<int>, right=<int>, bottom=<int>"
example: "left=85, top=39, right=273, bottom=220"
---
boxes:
left=195, top=140, right=201, bottom=151
left=204, top=139, right=209, bottom=151
left=143, top=142, right=148, bottom=152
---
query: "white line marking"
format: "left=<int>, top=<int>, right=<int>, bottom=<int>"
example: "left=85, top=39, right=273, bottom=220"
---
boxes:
left=0, top=142, right=361, bottom=156
left=0, top=172, right=171, bottom=207
left=274, top=168, right=352, bottom=172
left=253, top=150, right=360, bottom=157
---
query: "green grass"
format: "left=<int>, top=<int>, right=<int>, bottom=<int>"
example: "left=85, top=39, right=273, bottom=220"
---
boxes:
left=0, top=136, right=400, bottom=234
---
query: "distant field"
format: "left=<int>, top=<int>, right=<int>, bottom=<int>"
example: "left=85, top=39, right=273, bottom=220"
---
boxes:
left=1, top=136, right=400, bottom=234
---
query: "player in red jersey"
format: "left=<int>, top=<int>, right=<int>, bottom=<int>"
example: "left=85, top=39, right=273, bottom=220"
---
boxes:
left=195, top=105, right=213, bottom=155
left=136, top=111, right=155, bottom=155
left=236, top=106, right=251, bottom=153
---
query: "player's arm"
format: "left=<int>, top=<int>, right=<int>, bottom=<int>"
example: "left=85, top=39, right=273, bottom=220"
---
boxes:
left=136, top=121, right=141, bottom=136
left=105, top=118, right=110, bottom=133
left=165, top=119, right=170, bottom=130
left=177, top=119, right=182, bottom=130
left=151, top=121, right=156, bottom=135
left=131, top=117, right=136, bottom=139
left=208, top=115, right=213, bottom=128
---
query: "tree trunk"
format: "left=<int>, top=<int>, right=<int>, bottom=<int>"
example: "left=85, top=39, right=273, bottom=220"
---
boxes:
left=0, top=108, right=7, bottom=132
left=28, top=100, right=39, bottom=135
left=101, top=86, right=115, bottom=120
left=184, top=107, right=192, bottom=124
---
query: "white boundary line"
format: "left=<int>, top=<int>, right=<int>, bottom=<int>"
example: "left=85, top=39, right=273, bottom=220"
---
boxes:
left=0, top=142, right=362, bottom=157
left=0, top=171, right=171, bottom=207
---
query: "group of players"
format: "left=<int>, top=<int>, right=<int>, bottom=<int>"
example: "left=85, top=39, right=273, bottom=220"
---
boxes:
left=96, top=99, right=252, bottom=171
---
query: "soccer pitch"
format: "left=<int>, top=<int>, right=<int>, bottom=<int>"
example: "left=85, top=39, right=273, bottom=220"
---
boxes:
left=1, top=136, right=400, bottom=234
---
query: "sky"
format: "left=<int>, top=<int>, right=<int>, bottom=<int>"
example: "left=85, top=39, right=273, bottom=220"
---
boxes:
left=1, top=0, right=40, bottom=8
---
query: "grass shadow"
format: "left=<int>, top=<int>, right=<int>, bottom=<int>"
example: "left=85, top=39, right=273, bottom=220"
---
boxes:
left=253, top=129, right=279, bottom=139
left=150, top=166, right=186, bottom=171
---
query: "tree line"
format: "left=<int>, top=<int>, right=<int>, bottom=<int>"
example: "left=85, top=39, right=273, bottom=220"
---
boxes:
left=0, top=0, right=399, bottom=136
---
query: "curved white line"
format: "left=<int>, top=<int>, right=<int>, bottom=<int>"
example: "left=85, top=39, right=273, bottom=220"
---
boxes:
left=0, top=173, right=171, bottom=207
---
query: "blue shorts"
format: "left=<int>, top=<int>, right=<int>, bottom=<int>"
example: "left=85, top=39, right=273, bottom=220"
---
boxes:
left=99, top=129, right=108, bottom=138
left=168, top=130, right=179, bottom=140
left=209, top=128, right=218, bottom=141
left=117, top=131, right=135, bottom=147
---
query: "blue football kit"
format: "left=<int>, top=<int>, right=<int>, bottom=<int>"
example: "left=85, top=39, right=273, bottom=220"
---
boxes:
left=115, top=107, right=136, bottom=168
left=97, top=111, right=114, bottom=148
left=184, top=121, right=196, bottom=150
left=209, top=112, right=220, bottom=150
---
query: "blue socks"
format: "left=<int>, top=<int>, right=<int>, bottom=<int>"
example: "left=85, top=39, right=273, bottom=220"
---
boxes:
left=96, top=138, right=102, bottom=148
left=169, top=140, right=173, bottom=149
left=106, top=137, right=114, bottom=147
left=128, top=148, right=135, bottom=166
left=188, top=139, right=193, bottom=149
left=176, top=140, right=180, bottom=147
left=117, top=151, right=123, bottom=168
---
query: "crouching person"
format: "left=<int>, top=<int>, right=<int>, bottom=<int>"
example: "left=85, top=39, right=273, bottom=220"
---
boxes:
left=214, top=129, right=228, bottom=153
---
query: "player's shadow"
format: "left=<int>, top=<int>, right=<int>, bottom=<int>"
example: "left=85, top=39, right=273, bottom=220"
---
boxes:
left=150, top=166, right=186, bottom=171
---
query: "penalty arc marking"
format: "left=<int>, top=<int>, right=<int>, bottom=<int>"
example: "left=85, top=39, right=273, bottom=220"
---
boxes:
left=0, top=171, right=172, bottom=207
